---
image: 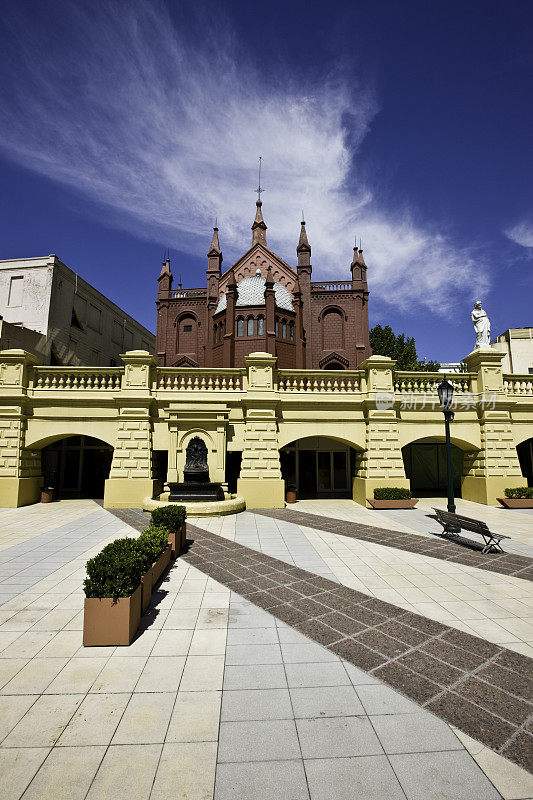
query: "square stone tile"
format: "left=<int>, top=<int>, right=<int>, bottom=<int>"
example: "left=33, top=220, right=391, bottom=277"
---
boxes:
left=179, top=655, right=225, bottom=692
left=111, top=692, right=174, bottom=744
left=225, top=643, right=283, bottom=665
left=281, top=642, right=339, bottom=663
left=389, top=750, right=502, bottom=799
left=57, top=692, right=130, bottom=746
left=296, top=716, right=383, bottom=758
left=289, top=685, right=364, bottom=718
left=218, top=719, right=301, bottom=762
left=304, top=755, right=405, bottom=800
left=221, top=688, right=293, bottom=721
left=0, top=657, right=68, bottom=694
left=356, top=684, right=422, bottom=715
left=44, top=657, right=109, bottom=694
left=151, top=629, right=193, bottom=657
left=85, top=743, right=162, bottom=800
left=135, top=655, right=186, bottom=693
left=189, top=628, right=227, bottom=656
left=215, top=759, right=309, bottom=800
left=223, top=664, right=288, bottom=690
left=3, top=693, right=83, bottom=747
left=342, top=661, right=380, bottom=685
left=0, top=746, right=50, bottom=800
left=0, top=693, right=38, bottom=741
left=166, top=690, right=221, bottom=742
left=89, top=656, right=147, bottom=693
left=20, top=744, right=106, bottom=800
left=370, top=712, right=464, bottom=754
left=227, top=627, right=279, bottom=646
left=151, top=741, right=218, bottom=800
left=285, top=662, right=351, bottom=688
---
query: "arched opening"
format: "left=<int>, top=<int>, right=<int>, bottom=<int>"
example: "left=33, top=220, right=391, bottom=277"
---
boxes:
left=41, top=435, right=113, bottom=500
left=280, top=436, right=357, bottom=499
left=247, top=316, right=255, bottom=336
left=517, top=438, right=533, bottom=486
left=257, top=315, right=265, bottom=336
left=237, top=316, right=244, bottom=337
left=322, top=308, right=344, bottom=350
left=402, top=438, right=464, bottom=497
left=323, top=362, right=344, bottom=370
left=177, top=314, right=197, bottom=355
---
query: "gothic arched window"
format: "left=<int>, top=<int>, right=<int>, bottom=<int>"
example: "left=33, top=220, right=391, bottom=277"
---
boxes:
left=275, top=317, right=279, bottom=337
left=282, top=319, right=287, bottom=338
left=257, top=315, right=265, bottom=335
left=247, top=316, right=254, bottom=336
left=237, top=316, right=244, bottom=337
left=289, top=321, right=294, bottom=341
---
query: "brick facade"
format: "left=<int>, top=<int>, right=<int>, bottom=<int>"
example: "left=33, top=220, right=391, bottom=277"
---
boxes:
left=155, top=202, right=371, bottom=369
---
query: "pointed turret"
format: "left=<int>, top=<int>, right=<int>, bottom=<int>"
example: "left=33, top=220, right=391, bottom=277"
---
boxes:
left=157, top=251, right=173, bottom=297
left=207, top=225, right=223, bottom=309
left=251, top=201, right=267, bottom=246
left=297, top=218, right=312, bottom=272
left=208, top=226, right=222, bottom=257
left=350, top=238, right=368, bottom=290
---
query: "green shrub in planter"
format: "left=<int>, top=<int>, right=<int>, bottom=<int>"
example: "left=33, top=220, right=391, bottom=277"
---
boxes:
left=150, top=505, right=186, bottom=532
left=84, top=538, right=145, bottom=599
left=374, top=487, right=412, bottom=500
left=138, top=525, right=169, bottom=561
left=504, top=487, right=533, bottom=499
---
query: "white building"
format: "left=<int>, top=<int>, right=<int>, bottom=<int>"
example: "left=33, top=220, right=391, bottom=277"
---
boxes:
left=491, top=328, right=533, bottom=375
left=0, top=255, right=155, bottom=366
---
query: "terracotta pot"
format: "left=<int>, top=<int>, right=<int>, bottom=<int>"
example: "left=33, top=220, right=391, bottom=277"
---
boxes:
left=141, top=566, right=153, bottom=615
left=152, top=545, right=171, bottom=584
left=83, top=584, right=141, bottom=646
left=41, top=489, right=54, bottom=503
left=497, top=498, right=533, bottom=509
left=286, top=491, right=297, bottom=504
left=367, top=498, right=418, bottom=509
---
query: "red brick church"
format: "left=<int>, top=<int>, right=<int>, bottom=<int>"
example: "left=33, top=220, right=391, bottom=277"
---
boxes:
left=155, top=200, right=371, bottom=369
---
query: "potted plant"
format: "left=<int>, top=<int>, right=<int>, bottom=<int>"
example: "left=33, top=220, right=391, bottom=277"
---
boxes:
left=150, top=505, right=186, bottom=558
left=286, top=484, right=297, bottom=504
left=139, top=525, right=171, bottom=584
left=83, top=538, right=144, bottom=646
left=135, top=535, right=156, bottom=615
left=367, top=487, right=418, bottom=509
left=497, top=487, right=533, bottom=509
left=41, top=474, right=55, bottom=503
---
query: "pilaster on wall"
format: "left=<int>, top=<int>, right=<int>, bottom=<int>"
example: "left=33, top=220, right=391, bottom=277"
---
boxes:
left=462, top=348, right=526, bottom=503
left=237, top=352, right=285, bottom=508
left=0, top=350, right=41, bottom=506
left=354, top=355, right=410, bottom=505
left=104, top=351, right=159, bottom=508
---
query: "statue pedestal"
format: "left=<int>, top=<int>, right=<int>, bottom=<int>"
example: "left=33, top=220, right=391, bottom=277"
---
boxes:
left=167, top=482, right=225, bottom=502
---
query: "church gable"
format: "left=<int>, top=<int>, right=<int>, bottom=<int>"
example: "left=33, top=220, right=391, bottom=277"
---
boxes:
left=218, top=243, right=297, bottom=298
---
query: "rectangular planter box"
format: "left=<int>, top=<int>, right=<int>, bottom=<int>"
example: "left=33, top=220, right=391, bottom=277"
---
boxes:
left=152, top=545, right=171, bottom=585
left=168, top=525, right=186, bottom=559
left=141, top=566, right=153, bottom=615
left=367, top=498, right=418, bottom=509
left=83, top=584, right=141, bottom=647
left=497, top=498, right=533, bottom=509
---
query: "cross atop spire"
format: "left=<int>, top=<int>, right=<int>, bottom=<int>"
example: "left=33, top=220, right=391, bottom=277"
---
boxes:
left=255, top=156, right=264, bottom=202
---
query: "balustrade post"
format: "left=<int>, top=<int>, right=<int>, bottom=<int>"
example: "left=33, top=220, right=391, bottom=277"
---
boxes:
left=237, top=352, right=285, bottom=508
left=104, top=350, right=160, bottom=508
left=461, top=348, right=526, bottom=504
left=355, top=355, right=410, bottom=506
left=0, top=350, right=41, bottom=506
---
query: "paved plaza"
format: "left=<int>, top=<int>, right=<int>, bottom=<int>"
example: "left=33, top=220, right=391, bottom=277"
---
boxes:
left=0, top=499, right=532, bottom=799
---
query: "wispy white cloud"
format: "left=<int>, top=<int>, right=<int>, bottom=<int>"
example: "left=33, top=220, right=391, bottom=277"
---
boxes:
left=505, top=219, right=533, bottom=248
left=0, top=0, right=489, bottom=312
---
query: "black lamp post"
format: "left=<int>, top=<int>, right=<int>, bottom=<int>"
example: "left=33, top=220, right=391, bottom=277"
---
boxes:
left=437, top=378, right=457, bottom=526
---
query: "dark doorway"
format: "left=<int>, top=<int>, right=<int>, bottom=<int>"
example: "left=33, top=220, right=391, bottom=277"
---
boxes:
left=225, top=451, right=242, bottom=494
left=41, top=436, right=113, bottom=499
left=280, top=437, right=354, bottom=499
left=517, top=438, right=533, bottom=487
left=402, top=441, right=463, bottom=497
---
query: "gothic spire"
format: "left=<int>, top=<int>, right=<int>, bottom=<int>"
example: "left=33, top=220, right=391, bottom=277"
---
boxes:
left=297, top=219, right=311, bottom=253
left=207, top=225, right=222, bottom=256
left=251, top=200, right=268, bottom=245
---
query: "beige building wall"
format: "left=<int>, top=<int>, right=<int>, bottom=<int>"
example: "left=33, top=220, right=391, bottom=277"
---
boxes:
left=0, top=348, right=531, bottom=510
left=0, top=255, right=155, bottom=366
left=492, top=328, right=533, bottom=375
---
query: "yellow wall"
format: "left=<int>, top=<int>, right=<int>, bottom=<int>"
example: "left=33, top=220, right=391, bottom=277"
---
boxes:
left=0, top=348, right=530, bottom=509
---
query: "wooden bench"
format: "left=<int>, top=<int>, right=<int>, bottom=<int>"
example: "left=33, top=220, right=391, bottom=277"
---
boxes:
left=433, top=508, right=510, bottom=554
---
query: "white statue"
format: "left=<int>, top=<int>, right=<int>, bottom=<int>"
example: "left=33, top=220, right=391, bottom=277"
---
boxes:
left=471, top=301, right=491, bottom=348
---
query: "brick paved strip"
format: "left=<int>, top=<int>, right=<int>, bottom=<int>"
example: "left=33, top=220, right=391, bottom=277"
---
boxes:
left=108, top=509, right=533, bottom=774
left=255, top=508, right=533, bottom=581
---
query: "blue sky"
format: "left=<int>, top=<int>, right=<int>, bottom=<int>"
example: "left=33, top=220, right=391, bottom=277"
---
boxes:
left=0, top=0, right=531, bottom=361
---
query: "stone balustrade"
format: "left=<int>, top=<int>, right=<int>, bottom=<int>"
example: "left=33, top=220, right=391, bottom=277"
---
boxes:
left=156, top=368, right=244, bottom=392
left=393, top=372, right=474, bottom=394
left=503, top=375, right=533, bottom=395
left=278, top=370, right=362, bottom=393
left=32, top=367, right=122, bottom=391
